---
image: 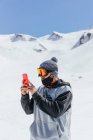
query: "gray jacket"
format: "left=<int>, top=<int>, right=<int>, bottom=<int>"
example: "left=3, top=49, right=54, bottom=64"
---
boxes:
left=21, top=80, right=72, bottom=140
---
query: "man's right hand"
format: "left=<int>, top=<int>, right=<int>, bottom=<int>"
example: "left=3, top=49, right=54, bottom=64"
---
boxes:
left=21, top=85, right=29, bottom=95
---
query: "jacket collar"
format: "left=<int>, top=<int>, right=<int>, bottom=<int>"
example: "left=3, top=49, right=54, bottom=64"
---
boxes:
left=46, top=79, right=71, bottom=88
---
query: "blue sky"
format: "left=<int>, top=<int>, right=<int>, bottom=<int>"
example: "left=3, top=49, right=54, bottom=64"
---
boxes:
left=0, top=0, right=93, bottom=37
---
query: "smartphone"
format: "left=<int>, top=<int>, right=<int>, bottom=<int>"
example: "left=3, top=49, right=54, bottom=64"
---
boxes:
left=22, top=73, right=29, bottom=86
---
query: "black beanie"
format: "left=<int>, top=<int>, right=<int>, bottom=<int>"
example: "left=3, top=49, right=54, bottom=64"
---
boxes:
left=39, top=57, right=58, bottom=76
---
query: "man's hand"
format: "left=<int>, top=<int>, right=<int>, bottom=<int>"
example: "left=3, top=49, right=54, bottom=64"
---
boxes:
left=21, top=85, right=29, bottom=95
left=28, top=82, right=37, bottom=95
left=20, top=82, right=37, bottom=95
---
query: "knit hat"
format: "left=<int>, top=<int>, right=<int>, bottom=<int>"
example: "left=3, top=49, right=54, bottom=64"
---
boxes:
left=39, top=57, right=58, bottom=76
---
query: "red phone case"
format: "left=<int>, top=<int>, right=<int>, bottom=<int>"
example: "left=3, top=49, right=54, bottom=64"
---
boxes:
left=22, top=73, right=29, bottom=85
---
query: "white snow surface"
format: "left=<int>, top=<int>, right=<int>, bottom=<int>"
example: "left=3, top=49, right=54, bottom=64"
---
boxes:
left=0, top=29, right=93, bottom=140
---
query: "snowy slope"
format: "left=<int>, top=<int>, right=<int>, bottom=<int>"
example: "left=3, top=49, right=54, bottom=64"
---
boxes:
left=0, top=28, right=93, bottom=140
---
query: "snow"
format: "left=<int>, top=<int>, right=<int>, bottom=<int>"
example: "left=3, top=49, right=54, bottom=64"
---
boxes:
left=0, top=29, right=93, bottom=140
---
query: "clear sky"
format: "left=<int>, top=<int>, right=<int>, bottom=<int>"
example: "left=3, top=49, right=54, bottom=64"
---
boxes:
left=0, top=0, right=93, bottom=37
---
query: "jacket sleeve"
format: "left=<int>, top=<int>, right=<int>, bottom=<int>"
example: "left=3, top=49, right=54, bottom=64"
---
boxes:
left=32, top=90, right=72, bottom=118
left=21, top=94, right=34, bottom=114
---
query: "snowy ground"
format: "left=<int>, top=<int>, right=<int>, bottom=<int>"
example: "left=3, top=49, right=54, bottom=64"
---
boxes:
left=0, top=30, right=93, bottom=140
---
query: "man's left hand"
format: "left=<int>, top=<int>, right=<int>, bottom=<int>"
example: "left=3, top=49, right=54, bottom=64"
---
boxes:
left=28, top=81, right=37, bottom=95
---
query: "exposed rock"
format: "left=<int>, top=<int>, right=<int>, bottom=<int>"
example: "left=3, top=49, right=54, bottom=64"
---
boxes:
left=33, top=43, right=47, bottom=52
left=28, top=37, right=37, bottom=41
left=78, top=76, right=83, bottom=79
left=48, top=31, right=63, bottom=41
left=11, top=34, right=26, bottom=42
left=72, top=32, right=93, bottom=49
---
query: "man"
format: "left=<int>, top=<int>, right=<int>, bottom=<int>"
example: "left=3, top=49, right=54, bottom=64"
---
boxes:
left=21, top=57, right=73, bottom=140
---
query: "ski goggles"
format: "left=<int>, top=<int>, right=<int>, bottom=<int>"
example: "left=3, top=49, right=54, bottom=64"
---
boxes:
left=37, top=68, right=48, bottom=77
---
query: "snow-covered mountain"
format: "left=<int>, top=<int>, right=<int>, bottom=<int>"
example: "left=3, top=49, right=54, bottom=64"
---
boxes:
left=72, top=32, right=93, bottom=49
left=11, top=34, right=37, bottom=42
left=0, top=28, right=93, bottom=140
left=48, top=31, right=63, bottom=40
